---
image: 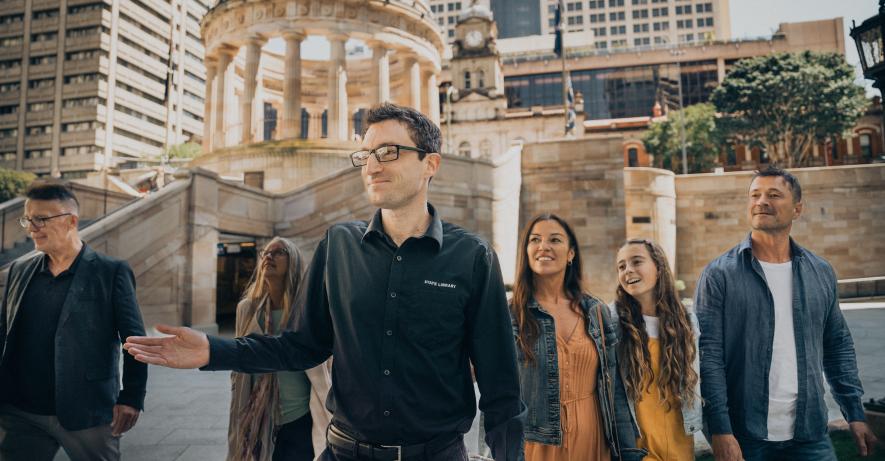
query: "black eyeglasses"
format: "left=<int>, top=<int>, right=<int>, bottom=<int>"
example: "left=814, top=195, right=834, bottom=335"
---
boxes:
left=19, top=213, right=72, bottom=229
left=259, top=248, right=289, bottom=259
left=350, top=144, right=428, bottom=167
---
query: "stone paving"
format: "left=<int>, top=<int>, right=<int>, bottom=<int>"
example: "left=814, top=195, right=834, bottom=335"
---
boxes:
left=53, top=305, right=885, bottom=460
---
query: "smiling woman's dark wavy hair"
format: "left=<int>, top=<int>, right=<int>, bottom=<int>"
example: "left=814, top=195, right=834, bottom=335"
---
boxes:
left=615, top=238, right=698, bottom=409
left=511, top=214, right=585, bottom=364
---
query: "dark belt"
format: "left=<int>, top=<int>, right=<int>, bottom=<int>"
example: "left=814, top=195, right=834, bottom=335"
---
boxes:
left=326, top=423, right=461, bottom=461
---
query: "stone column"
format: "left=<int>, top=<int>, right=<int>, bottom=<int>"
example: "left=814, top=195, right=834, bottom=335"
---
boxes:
left=282, top=31, right=304, bottom=139
left=406, top=57, right=422, bottom=111
left=202, top=60, right=216, bottom=152
left=241, top=36, right=264, bottom=144
left=213, top=48, right=234, bottom=149
left=424, top=71, right=439, bottom=125
left=369, top=40, right=390, bottom=105
left=327, top=34, right=348, bottom=141
left=716, top=57, right=726, bottom=83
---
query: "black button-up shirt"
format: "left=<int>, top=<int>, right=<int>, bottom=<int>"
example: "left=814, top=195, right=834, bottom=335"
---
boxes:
left=6, top=245, right=84, bottom=415
left=206, top=205, right=524, bottom=459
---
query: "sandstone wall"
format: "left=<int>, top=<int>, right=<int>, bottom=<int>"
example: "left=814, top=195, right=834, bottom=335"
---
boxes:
left=520, top=136, right=626, bottom=300
left=675, top=164, right=885, bottom=295
left=623, top=167, right=677, bottom=272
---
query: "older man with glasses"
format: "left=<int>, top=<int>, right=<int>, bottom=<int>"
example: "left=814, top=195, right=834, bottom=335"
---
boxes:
left=125, top=102, right=525, bottom=460
left=0, top=181, right=147, bottom=461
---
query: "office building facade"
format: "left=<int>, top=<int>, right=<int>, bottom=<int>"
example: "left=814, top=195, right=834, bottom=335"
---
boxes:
left=0, top=0, right=208, bottom=177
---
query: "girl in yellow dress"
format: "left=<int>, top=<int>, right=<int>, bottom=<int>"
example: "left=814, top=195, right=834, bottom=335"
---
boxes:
left=612, top=239, right=702, bottom=461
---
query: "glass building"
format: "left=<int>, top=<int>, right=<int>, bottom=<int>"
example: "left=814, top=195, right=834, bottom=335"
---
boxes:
left=491, top=0, right=541, bottom=39
left=504, top=60, right=720, bottom=120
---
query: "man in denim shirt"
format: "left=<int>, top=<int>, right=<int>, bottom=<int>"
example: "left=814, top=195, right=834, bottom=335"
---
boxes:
left=695, top=167, right=877, bottom=461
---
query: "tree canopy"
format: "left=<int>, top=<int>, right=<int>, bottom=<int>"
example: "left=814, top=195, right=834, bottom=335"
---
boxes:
left=711, top=51, right=867, bottom=167
left=0, top=168, right=35, bottom=203
left=642, top=103, right=723, bottom=174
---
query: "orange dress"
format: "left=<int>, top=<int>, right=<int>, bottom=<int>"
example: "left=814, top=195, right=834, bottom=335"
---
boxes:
left=525, top=317, right=612, bottom=461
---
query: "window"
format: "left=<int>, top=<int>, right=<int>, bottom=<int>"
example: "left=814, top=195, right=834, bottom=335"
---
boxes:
left=654, top=35, right=667, bottom=44
left=29, top=78, right=54, bottom=89
left=66, top=49, right=106, bottom=61
left=30, top=55, right=56, bottom=66
left=567, top=2, right=582, bottom=11
left=32, top=9, right=59, bottom=19
left=1, top=152, right=15, bottom=161
left=0, top=37, right=24, bottom=47
left=588, top=0, right=604, bottom=8
left=628, top=147, right=639, bottom=166
left=66, top=26, right=103, bottom=38
left=631, top=0, right=648, bottom=4
left=704, top=2, right=713, bottom=12
left=29, top=102, right=54, bottom=112
left=0, top=129, right=18, bottom=139
left=26, top=125, right=52, bottom=135
left=860, top=133, right=873, bottom=159
left=0, top=14, right=23, bottom=25
left=677, top=19, right=692, bottom=29
left=652, top=7, right=668, bottom=16
left=653, top=21, right=669, bottom=31
left=458, top=141, right=471, bottom=157
left=62, top=145, right=100, bottom=156
left=592, top=27, right=607, bottom=36
left=63, top=97, right=102, bottom=108
left=25, top=149, right=50, bottom=158
left=633, top=23, right=649, bottom=33
left=610, top=25, right=626, bottom=35
left=68, top=3, right=104, bottom=14
left=63, top=121, right=102, bottom=132
left=608, top=0, right=624, bottom=6
left=634, top=37, right=650, bottom=46
left=478, top=70, right=485, bottom=88
left=590, top=13, right=604, bottom=23
left=567, top=15, right=583, bottom=25
left=609, top=11, right=625, bottom=21
left=595, top=41, right=608, bottom=49
left=612, top=39, right=627, bottom=48
left=704, top=17, right=714, bottom=27
left=31, top=32, right=57, bottom=42
left=464, top=71, right=471, bottom=90
left=64, top=73, right=102, bottom=84
left=0, top=105, right=17, bottom=115
left=0, top=82, right=21, bottom=93
left=632, top=9, right=648, bottom=19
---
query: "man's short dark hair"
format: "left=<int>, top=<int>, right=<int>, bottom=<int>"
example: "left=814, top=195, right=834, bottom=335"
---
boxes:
left=366, top=103, right=442, bottom=156
left=25, top=181, right=80, bottom=212
left=751, top=166, right=802, bottom=203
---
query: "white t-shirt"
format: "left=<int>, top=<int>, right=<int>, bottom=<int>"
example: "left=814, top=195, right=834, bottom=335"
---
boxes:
left=760, top=260, right=798, bottom=441
left=643, top=314, right=660, bottom=339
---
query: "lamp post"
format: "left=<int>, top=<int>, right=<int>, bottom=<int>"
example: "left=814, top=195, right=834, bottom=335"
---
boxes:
left=850, top=1, right=885, bottom=140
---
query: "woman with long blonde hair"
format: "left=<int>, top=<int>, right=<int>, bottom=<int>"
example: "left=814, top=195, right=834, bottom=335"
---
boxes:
left=227, top=237, right=332, bottom=461
left=612, top=238, right=701, bottom=460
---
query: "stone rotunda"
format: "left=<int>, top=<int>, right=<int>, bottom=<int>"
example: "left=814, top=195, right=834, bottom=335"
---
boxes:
left=191, top=0, right=444, bottom=192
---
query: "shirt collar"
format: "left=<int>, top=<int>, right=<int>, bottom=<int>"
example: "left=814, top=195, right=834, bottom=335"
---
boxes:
left=39, top=242, right=87, bottom=276
left=362, top=203, right=444, bottom=250
left=739, top=232, right=805, bottom=260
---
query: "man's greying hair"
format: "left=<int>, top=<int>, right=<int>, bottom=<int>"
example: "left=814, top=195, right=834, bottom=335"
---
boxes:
left=366, top=103, right=441, bottom=155
left=751, top=165, right=802, bottom=203
left=25, top=181, right=80, bottom=213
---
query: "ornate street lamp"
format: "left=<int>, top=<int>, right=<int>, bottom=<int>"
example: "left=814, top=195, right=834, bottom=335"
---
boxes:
left=851, top=1, right=885, bottom=131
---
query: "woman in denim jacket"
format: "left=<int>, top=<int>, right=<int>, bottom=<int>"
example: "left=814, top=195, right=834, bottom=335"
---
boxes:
left=511, top=214, right=646, bottom=461
left=611, top=239, right=702, bottom=460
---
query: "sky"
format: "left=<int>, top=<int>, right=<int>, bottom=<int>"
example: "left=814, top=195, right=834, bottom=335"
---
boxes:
left=729, top=0, right=878, bottom=90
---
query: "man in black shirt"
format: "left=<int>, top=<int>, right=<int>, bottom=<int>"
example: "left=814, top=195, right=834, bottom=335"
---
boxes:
left=0, top=182, right=147, bottom=460
left=126, top=103, right=525, bottom=460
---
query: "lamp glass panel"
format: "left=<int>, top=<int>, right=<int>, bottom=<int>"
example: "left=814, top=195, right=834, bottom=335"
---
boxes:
left=859, top=26, right=884, bottom=69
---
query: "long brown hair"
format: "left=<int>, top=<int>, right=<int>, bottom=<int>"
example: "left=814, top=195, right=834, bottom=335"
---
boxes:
left=615, top=238, right=698, bottom=409
left=512, top=214, right=585, bottom=364
left=237, top=237, right=305, bottom=336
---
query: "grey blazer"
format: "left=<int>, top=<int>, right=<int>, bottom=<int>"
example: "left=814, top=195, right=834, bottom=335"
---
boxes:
left=0, top=244, right=148, bottom=431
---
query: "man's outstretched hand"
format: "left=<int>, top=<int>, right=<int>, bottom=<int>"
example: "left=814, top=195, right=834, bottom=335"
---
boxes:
left=124, top=324, right=210, bottom=369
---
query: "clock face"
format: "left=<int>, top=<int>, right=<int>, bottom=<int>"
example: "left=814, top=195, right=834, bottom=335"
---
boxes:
left=465, top=30, right=484, bottom=48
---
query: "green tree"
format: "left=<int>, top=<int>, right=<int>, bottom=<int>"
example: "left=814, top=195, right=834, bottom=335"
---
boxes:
left=711, top=51, right=867, bottom=167
left=642, top=103, right=722, bottom=174
left=0, top=168, right=35, bottom=203
left=163, top=142, right=202, bottom=160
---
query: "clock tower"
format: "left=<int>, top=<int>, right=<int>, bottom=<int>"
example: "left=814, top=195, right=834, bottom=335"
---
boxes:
left=450, top=1, right=504, bottom=98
